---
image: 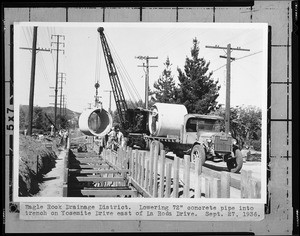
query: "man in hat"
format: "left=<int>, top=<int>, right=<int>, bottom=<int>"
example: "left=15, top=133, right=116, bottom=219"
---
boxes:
left=107, top=124, right=124, bottom=150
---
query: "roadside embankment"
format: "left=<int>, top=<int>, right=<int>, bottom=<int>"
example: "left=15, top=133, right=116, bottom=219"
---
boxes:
left=18, top=134, right=60, bottom=196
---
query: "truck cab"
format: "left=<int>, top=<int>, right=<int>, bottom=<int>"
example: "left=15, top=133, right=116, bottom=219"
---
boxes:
left=181, top=114, right=243, bottom=173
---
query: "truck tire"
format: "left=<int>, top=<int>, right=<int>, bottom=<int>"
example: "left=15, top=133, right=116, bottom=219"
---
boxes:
left=191, top=144, right=206, bottom=165
left=226, top=149, right=243, bottom=173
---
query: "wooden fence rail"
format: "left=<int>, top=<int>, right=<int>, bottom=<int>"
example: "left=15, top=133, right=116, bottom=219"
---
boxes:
left=102, top=141, right=261, bottom=199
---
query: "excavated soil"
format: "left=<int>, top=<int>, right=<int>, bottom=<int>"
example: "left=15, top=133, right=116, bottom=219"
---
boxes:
left=18, top=134, right=60, bottom=196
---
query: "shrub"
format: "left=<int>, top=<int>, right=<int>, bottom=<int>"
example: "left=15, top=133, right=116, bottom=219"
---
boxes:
left=251, top=140, right=261, bottom=151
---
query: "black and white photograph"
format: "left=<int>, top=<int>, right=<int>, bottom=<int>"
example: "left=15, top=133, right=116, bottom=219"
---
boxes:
left=13, top=22, right=268, bottom=203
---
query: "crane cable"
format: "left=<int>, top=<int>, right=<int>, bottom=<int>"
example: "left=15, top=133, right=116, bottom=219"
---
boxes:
left=106, top=35, right=142, bottom=105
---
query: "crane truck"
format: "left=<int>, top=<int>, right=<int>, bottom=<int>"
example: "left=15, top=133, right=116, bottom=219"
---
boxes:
left=97, top=27, right=243, bottom=173
left=97, top=27, right=149, bottom=148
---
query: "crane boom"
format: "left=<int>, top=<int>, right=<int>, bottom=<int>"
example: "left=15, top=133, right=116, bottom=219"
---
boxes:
left=97, top=27, right=128, bottom=129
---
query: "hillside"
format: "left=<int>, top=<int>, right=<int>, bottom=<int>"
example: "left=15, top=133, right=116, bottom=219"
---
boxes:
left=20, top=104, right=81, bottom=121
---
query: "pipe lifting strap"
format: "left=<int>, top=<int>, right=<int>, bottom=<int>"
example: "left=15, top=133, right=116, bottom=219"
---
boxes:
left=78, top=107, right=113, bottom=137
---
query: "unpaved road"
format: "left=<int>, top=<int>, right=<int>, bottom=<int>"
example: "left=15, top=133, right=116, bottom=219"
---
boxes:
left=35, top=149, right=67, bottom=197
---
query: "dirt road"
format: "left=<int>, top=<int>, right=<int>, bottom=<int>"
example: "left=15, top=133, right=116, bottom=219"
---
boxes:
left=35, top=149, right=67, bottom=197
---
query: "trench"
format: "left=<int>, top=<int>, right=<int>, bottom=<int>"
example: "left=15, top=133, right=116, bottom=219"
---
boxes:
left=35, top=150, right=67, bottom=197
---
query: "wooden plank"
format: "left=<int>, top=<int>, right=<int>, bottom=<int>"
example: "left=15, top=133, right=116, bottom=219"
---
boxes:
left=62, top=184, right=68, bottom=197
left=129, top=178, right=152, bottom=198
left=68, top=169, right=130, bottom=174
left=149, top=147, right=154, bottom=194
left=135, top=151, right=139, bottom=181
left=172, top=155, right=179, bottom=198
left=74, top=158, right=106, bottom=164
left=81, top=189, right=137, bottom=197
left=83, top=186, right=130, bottom=190
left=159, top=150, right=166, bottom=198
left=152, top=149, right=159, bottom=197
left=194, top=158, right=202, bottom=198
left=63, top=168, right=68, bottom=184
left=250, top=178, right=261, bottom=199
left=132, top=149, right=138, bottom=179
left=75, top=176, right=125, bottom=183
left=139, top=152, right=145, bottom=186
left=220, top=171, right=231, bottom=198
left=183, top=155, right=190, bottom=198
left=141, top=152, right=146, bottom=189
left=205, top=176, right=210, bottom=198
left=144, top=160, right=150, bottom=192
left=69, top=164, right=110, bottom=169
left=165, top=163, right=172, bottom=198
left=212, top=178, right=221, bottom=198
left=241, top=169, right=252, bottom=198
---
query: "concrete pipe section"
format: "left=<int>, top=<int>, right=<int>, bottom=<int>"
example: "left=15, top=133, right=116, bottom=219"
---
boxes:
left=78, top=107, right=113, bottom=137
left=148, top=103, right=188, bottom=137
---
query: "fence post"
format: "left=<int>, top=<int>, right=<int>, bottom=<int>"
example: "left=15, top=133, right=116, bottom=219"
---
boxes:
left=140, top=152, right=146, bottom=187
left=241, top=169, right=252, bottom=198
left=153, top=148, right=159, bottom=197
left=135, top=151, right=140, bottom=182
left=149, top=146, right=154, bottom=194
left=205, top=176, right=212, bottom=198
left=172, top=155, right=179, bottom=198
left=212, top=178, right=221, bottom=198
left=249, top=179, right=261, bottom=198
left=159, top=150, right=166, bottom=198
left=220, top=171, right=231, bottom=198
left=194, top=157, right=202, bottom=198
left=145, top=160, right=150, bottom=192
left=165, top=163, right=172, bottom=198
left=183, top=155, right=190, bottom=198
left=138, top=152, right=142, bottom=185
left=131, top=150, right=137, bottom=178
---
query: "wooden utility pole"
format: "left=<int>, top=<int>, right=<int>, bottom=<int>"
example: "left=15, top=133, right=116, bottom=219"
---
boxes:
left=205, top=44, right=250, bottom=134
left=136, top=56, right=158, bottom=109
left=20, top=26, right=50, bottom=136
left=51, top=34, right=65, bottom=134
left=104, top=90, right=112, bottom=113
left=58, top=72, right=66, bottom=122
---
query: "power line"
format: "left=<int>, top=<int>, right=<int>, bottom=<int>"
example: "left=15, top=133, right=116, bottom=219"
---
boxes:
left=205, top=44, right=250, bottom=134
left=51, top=34, right=65, bottom=133
left=136, top=56, right=158, bottom=109
left=19, top=26, right=50, bottom=136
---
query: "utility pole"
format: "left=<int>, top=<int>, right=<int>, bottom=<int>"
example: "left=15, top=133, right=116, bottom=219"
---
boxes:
left=205, top=44, right=250, bottom=134
left=51, top=34, right=65, bottom=134
left=58, top=72, right=66, bottom=122
left=104, top=90, right=112, bottom=113
left=20, top=26, right=50, bottom=136
left=136, top=56, right=158, bottom=109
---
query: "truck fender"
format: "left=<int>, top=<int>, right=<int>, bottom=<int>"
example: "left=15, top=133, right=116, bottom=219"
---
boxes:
left=193, top=142, right=207, bottom=152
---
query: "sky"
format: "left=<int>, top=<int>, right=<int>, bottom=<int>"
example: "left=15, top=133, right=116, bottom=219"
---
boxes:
left=14, top=22, right=268, bottom=114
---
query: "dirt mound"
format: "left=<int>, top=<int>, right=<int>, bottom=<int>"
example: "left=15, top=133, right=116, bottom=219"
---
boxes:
left=18, top=134, right=59, bottom=196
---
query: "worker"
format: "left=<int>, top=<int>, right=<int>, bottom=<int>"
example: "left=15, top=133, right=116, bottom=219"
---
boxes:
left=107, top=125, right=124, bottom=150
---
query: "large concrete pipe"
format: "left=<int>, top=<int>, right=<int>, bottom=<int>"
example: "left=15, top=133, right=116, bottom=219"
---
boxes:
left=148, top=103, right=188, bottom=137
left=78, top=107, right=113, bottom=136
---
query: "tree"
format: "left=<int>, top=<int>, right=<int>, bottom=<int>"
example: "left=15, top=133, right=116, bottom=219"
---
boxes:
left=151, top=57, right=179, bottom=103
left=211, top=105, right=262, bottom=150
left=177, top=38, right=220, bottom=114
left=19, top=108, right=27, bottom=130
left=32, top=106, right=51, bottom=132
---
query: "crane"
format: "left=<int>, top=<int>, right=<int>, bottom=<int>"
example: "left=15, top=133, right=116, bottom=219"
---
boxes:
left=97, top=27, right=149, bottom=143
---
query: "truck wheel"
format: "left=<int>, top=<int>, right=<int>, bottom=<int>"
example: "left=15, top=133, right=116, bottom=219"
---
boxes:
left=226, top=149, right=243, bottom=173
left=191, top=144, right=206, bottom=165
